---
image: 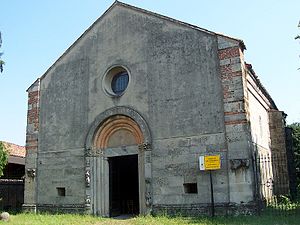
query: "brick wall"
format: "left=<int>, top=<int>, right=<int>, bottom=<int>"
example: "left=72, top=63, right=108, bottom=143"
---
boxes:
left=218, top=43, right=249, bottom=126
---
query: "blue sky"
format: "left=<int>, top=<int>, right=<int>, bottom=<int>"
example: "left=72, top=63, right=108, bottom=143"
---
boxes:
left=0, top=0, right=299, bottom=146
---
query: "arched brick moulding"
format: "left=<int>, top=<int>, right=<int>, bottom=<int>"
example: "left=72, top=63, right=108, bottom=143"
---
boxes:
left=85, top=106, right=152, bottom=150
left=94, top=115, right=144, bottom=148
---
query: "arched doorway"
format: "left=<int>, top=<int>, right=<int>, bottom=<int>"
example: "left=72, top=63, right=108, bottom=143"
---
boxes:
left=95, top=115, right=142, bottom=216
left=84, top=107, right=152, bottom=217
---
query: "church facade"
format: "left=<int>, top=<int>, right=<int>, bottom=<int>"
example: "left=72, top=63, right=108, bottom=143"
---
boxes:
left=23, top=2, right=289, bottom=216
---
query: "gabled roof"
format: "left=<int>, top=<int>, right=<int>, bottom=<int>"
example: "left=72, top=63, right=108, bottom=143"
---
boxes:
left=33, top=1, right=246, bottom=84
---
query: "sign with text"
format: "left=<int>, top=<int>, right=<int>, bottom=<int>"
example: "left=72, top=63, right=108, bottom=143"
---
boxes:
left=199, top=155, right=221, bottom=171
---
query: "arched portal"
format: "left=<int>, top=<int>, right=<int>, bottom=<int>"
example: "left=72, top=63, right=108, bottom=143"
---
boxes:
left=84, top=107, right=152, bottom=217
left=94, top=115, right=144, bottom=148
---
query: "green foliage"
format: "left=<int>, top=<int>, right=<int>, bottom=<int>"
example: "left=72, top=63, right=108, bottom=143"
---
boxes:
left=0, top=141, right=8, bottom=176
left=265, top=195, right=300, bottom=213
left=277, top=195, right=292, bottom=205
left=2, top=213, right=300, bottom=225
left=288, top=123, right=300, bottom=184
left=0, top=59, right=4, bottom=73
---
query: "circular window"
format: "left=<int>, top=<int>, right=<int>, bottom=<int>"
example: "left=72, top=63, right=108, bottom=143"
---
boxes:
left=102, top=66, right=130, bottom=97
left=111, top=71, right=129, bottom=95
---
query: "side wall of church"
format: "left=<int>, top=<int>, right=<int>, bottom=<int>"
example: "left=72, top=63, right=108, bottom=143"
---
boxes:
left=245, top=71, right=273, bottom=199
left=246, top=73, right=272, bottom=153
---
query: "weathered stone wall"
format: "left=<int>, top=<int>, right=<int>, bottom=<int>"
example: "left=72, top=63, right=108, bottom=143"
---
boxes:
left=26, top=2, right=287, bottom=216
left=36, top=4, right=228, bottom=213
left=152, top=134, right=228, bottom=207
left=246, top=74, right=271, bottom=152
left=152, top=201, right=258, bottom=216
left=269, top=111, right=287, bottom=154
left=243, top=64, right=289, bottom=198
left=37, top=57, right=88, bottom=207
left=268, top=110, right=289, bottom=195
left=217, top=36, right=254, bottom=204
left=23, top=79, right=40, bottom=212
left=245, top=70, right=274, bottom=199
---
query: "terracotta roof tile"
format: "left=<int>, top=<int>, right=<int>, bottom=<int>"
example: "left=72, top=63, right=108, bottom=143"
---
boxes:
left=1, top=141, right=26, bottom=158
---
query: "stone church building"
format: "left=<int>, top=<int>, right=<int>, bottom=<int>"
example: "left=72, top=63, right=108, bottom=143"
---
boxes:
left=23, top=1, right=289, bottom=216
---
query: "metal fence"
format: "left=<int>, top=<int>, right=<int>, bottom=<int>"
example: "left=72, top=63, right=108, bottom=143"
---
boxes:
left=254, top=151, right=299, bottom=215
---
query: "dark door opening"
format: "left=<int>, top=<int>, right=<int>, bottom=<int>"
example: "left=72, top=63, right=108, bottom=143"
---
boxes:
left=109, top=154, right=139, bottom=217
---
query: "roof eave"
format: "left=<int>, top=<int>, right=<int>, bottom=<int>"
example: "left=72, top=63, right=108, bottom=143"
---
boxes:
left=246, top=64, right=277, bottom=110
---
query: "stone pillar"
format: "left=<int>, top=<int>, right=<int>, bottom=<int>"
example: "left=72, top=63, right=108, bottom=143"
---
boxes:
left=217, top=36, right=254, bottom=204
left=23, top=79, right=40, bottom=212
left=268, top=110, right=289, bottom=195
left=84, top=153, right=92, bottom=214
left=138, top=142, right=152, bottom=215
left=85, top=148, right=110, bottom=217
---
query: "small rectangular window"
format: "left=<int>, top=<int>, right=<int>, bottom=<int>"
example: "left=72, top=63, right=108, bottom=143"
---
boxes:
left=57, top=187, right=66, bottom=196
left=183, top=183, right=198, bottom=194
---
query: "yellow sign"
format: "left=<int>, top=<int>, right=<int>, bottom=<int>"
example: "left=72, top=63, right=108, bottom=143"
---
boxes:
left=204, top=155, right=221, bottom=170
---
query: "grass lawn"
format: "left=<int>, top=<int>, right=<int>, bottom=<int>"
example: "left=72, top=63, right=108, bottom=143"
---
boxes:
left=1, top=213, right=299, bottom=225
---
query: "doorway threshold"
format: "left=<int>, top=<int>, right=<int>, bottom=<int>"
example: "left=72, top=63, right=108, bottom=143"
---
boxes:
left=112, top=214, right=135, bottom=220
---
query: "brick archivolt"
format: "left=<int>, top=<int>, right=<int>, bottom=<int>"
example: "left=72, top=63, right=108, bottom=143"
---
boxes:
left=93, top=115, right=144, bottom=148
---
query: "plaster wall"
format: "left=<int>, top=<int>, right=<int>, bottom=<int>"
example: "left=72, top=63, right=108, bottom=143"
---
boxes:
left=246, top=74, right=271, bottom=154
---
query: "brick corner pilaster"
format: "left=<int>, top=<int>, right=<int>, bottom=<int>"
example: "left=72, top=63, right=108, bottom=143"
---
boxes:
left=23, top=78, right=40, bottom=211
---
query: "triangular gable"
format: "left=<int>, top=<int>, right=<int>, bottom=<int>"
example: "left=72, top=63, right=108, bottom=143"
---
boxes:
left=31, top=1, right=245, bottom=86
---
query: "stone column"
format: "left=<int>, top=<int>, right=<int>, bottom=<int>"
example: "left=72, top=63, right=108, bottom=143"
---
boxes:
left=102, top=157, right=110, bottom=217
left=23, top=79, right=40, bottom=212
left=84, top=153, right=92, bottom=214
left=86, top=148, right=110, bottom=217
left=138, top=142, right=152, bottom=215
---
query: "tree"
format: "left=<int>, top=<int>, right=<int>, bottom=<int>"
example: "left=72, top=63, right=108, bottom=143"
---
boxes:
left=0, top=32, right=4, bottom=73
left=288, top=123, right=300, bottom=186
left=0, top=141, right=8, bottom=176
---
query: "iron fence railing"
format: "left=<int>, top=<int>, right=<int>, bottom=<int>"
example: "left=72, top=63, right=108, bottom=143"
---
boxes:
left=254, top=152, right=299, bottom=215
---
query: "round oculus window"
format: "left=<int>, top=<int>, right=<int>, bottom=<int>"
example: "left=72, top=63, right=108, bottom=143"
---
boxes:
left=111, top=71, right=129, bottom=95
left=102, top=66, right=130, bottom=97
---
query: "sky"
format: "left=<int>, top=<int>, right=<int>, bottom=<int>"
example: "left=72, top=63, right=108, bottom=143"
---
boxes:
left=0, top=0, right=299, bottom=146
